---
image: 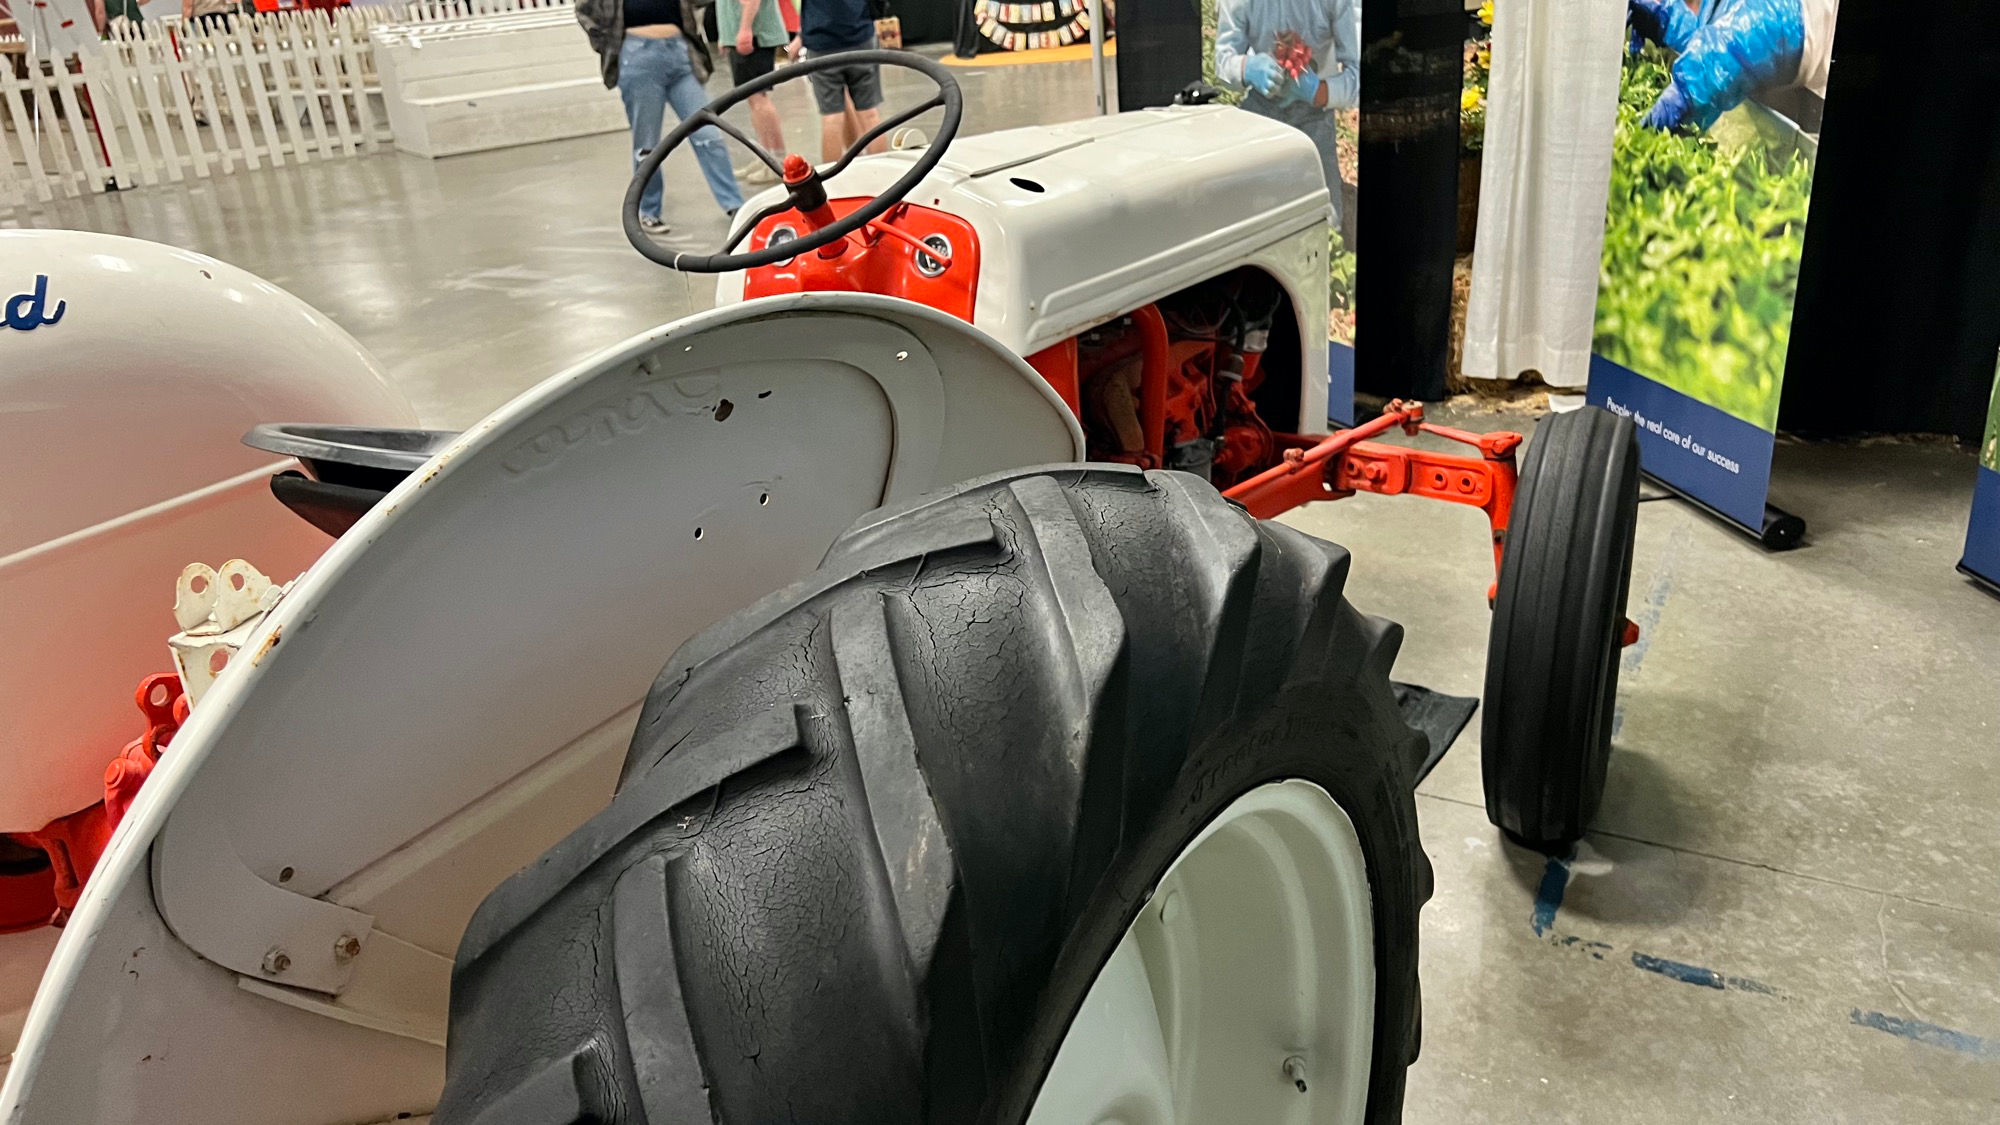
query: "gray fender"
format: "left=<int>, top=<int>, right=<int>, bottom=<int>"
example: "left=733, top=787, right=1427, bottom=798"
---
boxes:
left=0, top=293, right=1081, bottom=1125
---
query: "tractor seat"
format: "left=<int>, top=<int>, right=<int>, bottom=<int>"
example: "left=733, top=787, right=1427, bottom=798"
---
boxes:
left=244, top=424, right=459, bottom=538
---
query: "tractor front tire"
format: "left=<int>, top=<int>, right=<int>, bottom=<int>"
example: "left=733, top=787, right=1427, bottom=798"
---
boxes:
left=434, top=465, right=1429, bottom=1123
left=1481, top=406, right=1641, bottom=852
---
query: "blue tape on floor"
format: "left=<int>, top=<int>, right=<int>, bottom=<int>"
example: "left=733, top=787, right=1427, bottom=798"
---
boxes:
left=1631, top=951, right=1725, bottom=989
left=1629, top=952, right=1782, bottom=997
left=1521, top=868, right=1992, bottom=1058
left=1530, top=856, right=1570, bottom=937
left=1551, top=934, right=1611, bottom=960
left=1726, top=974, right=1781, bottom=996
left=1850, top=1010, right=2000, bottom=1059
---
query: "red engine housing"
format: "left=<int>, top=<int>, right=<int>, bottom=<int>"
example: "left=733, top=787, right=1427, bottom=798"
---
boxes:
left=741, top=200, right=981, bottom=323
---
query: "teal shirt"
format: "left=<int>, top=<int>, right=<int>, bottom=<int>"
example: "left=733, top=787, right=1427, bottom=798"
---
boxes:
left=716, top=0, right=789, bottom=49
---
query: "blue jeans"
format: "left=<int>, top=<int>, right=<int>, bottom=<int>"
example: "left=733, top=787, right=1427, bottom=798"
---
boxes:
left=617, top=34, right=744, bottom=218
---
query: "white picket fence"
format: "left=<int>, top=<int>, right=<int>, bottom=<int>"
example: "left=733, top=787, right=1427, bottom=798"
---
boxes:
left=400, top=0, right=571, bottom=20
left=0, top=0, right=573, bottom=216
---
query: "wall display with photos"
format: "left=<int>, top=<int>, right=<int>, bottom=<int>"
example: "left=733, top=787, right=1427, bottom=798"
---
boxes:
left=1201, top=0, right=1359, bottom=422
left=1588, top=0, right=1839, bottom=535
left=1961, top=364, right=2000, bottom=591
left=965, top=0, right=1111, bottom=52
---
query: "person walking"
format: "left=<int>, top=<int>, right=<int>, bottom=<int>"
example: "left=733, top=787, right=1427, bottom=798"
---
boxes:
left=798, top=0, right=884, bottom=162
left=719, top=0, right=794, bottom=184
left=577, top=0, right=745, bottom=235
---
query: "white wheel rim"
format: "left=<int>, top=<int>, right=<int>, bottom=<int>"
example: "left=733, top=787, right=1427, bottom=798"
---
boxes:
left=1027, top=779, right=1376, bottom=1125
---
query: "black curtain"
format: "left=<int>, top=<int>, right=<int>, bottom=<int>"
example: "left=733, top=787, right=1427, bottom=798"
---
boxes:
left=1354, top=0, right=1461, bottom=402
left=890, top=0, right=958, bottom=47
left=1781, top=0, right=2000, bottom=440
left=951, top=0, right=985, bottom=56
left=1111, top=0, right=1201, bottom=108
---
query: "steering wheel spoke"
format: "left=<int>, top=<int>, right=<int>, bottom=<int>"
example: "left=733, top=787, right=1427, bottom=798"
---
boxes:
left=693, top=109, right=785, bottom=178
left=622, top=50, right=962, bottom=274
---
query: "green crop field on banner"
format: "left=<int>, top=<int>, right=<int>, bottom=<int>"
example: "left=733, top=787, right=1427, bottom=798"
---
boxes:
left=1589, top=1, right=1839, bottom=534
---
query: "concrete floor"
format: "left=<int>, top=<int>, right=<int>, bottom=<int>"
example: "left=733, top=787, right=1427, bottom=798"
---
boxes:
left=14, top=52, right=2000, bottom=1123
left=1290, top=423, right=2000, bottom=1122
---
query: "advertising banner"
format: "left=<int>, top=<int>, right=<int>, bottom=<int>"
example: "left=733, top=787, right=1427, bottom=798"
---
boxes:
left=1202, top=0, right=1359, bottom=424
left=1961, top=365, right=2000, bottom=590
left=1588, top=0, right=1839, bottom=532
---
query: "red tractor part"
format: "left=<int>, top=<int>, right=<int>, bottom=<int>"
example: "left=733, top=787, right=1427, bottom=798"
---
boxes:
left=1, top=673, right=185, bottom=930
left=1225, top=401, right=1522, bottom=575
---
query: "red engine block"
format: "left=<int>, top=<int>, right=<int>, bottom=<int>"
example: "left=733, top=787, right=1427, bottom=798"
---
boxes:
left=1073, top=305, right=1278, bottom=490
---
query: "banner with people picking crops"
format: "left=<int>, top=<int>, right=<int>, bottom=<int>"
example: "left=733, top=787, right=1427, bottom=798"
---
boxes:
left=1588, top=0, right=1839, bottom=531
left=1202, top=0, right=1359, bottom=422
left=1961, top=364, right=2000, bottom=591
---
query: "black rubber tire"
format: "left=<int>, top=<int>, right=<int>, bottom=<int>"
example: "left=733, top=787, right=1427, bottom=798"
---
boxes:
left=1480, top=406, right=1641, bottom=852
left=434, top=464, right=1430, bottom=1124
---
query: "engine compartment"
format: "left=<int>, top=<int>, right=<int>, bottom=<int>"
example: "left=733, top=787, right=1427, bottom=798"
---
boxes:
left=1073, top=267, right=1304, bottom=489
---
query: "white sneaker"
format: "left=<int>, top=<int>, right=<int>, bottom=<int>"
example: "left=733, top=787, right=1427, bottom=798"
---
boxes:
left=639, top=215, right=672, bottom=235
left=736, top=161, right=780, bottom=185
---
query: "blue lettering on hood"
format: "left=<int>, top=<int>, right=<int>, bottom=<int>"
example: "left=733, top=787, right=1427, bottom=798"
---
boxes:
left=4, top=275, right=67, bottom=331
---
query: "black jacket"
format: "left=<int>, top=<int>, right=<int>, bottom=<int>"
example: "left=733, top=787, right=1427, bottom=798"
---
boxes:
left=576, top=0, right=716, bottom=88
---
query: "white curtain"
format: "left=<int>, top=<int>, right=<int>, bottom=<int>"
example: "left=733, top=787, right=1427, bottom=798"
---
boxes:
left=1461, top=0, right=1626, bottom=388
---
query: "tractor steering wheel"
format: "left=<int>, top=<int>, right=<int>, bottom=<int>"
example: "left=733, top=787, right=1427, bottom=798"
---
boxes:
left=623, top=49, right=963, bottom=274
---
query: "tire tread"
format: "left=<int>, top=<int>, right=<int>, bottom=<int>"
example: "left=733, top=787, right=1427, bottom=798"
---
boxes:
left=438, top=467, right=1428, bottom=1124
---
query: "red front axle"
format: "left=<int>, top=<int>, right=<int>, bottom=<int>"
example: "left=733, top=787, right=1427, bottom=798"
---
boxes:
left=1224, top=401, right=1523, bottom=576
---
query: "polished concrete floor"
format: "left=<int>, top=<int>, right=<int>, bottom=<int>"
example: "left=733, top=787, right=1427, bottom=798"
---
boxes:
left=15, top=53, right=2000, bottom=1123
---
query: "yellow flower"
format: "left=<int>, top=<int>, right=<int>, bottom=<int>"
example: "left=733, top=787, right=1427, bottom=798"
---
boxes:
left=1477, top=45, right=1491, bottom=70
left=1462, top=86, right=1484, bottom=112
left=1479, top=1, right=1494, bottom=27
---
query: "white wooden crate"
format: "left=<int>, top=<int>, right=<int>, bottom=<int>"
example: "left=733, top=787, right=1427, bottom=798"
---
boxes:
left=371, top=12, right=622, bottom=159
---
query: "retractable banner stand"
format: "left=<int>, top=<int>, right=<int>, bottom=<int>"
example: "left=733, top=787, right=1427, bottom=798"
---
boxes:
left=1588, top=0, right=1841, bottom=542
left=1962, top=367, right=2000, bottom=592
left=1201, top=0, right=1361, bottom=424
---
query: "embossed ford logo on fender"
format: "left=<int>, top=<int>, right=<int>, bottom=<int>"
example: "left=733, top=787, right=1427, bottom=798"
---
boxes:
left=503, top=368, right=721, bottom=474
left=3, top=275, right=66, bottom=332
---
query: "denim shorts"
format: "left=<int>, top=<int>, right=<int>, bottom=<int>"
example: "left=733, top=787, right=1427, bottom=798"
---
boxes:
left=807, top=40, right=883, bottom=115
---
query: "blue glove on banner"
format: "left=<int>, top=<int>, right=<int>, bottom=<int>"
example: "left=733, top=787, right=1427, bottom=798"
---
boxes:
left=1286, top=68, right=1323, bottom=107
left=1643, top=0, right=1806, bottom=132
left=1641, top=78, right=1692, bottom=129
left=1243, top=52, right=1286, bottom=98
left=1628, top=0, right=1699, bottom=53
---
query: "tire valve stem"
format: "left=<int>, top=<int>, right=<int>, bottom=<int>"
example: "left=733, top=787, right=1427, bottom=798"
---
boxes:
left=1283, top=1055, right=1308, bottom=1093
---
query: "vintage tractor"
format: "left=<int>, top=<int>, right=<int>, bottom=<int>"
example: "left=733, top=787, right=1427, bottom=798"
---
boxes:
left=0, top=53, right=1636, bottom=1124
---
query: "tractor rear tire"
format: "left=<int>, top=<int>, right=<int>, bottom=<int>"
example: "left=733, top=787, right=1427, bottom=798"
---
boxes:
left=1480, top=406, right=1640, bottom=852
left=433, top=464, right=1429, bottom=1124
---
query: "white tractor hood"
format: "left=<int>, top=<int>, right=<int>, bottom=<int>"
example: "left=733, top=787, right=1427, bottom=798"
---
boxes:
left=717, top=104, right=1334, bottom=359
